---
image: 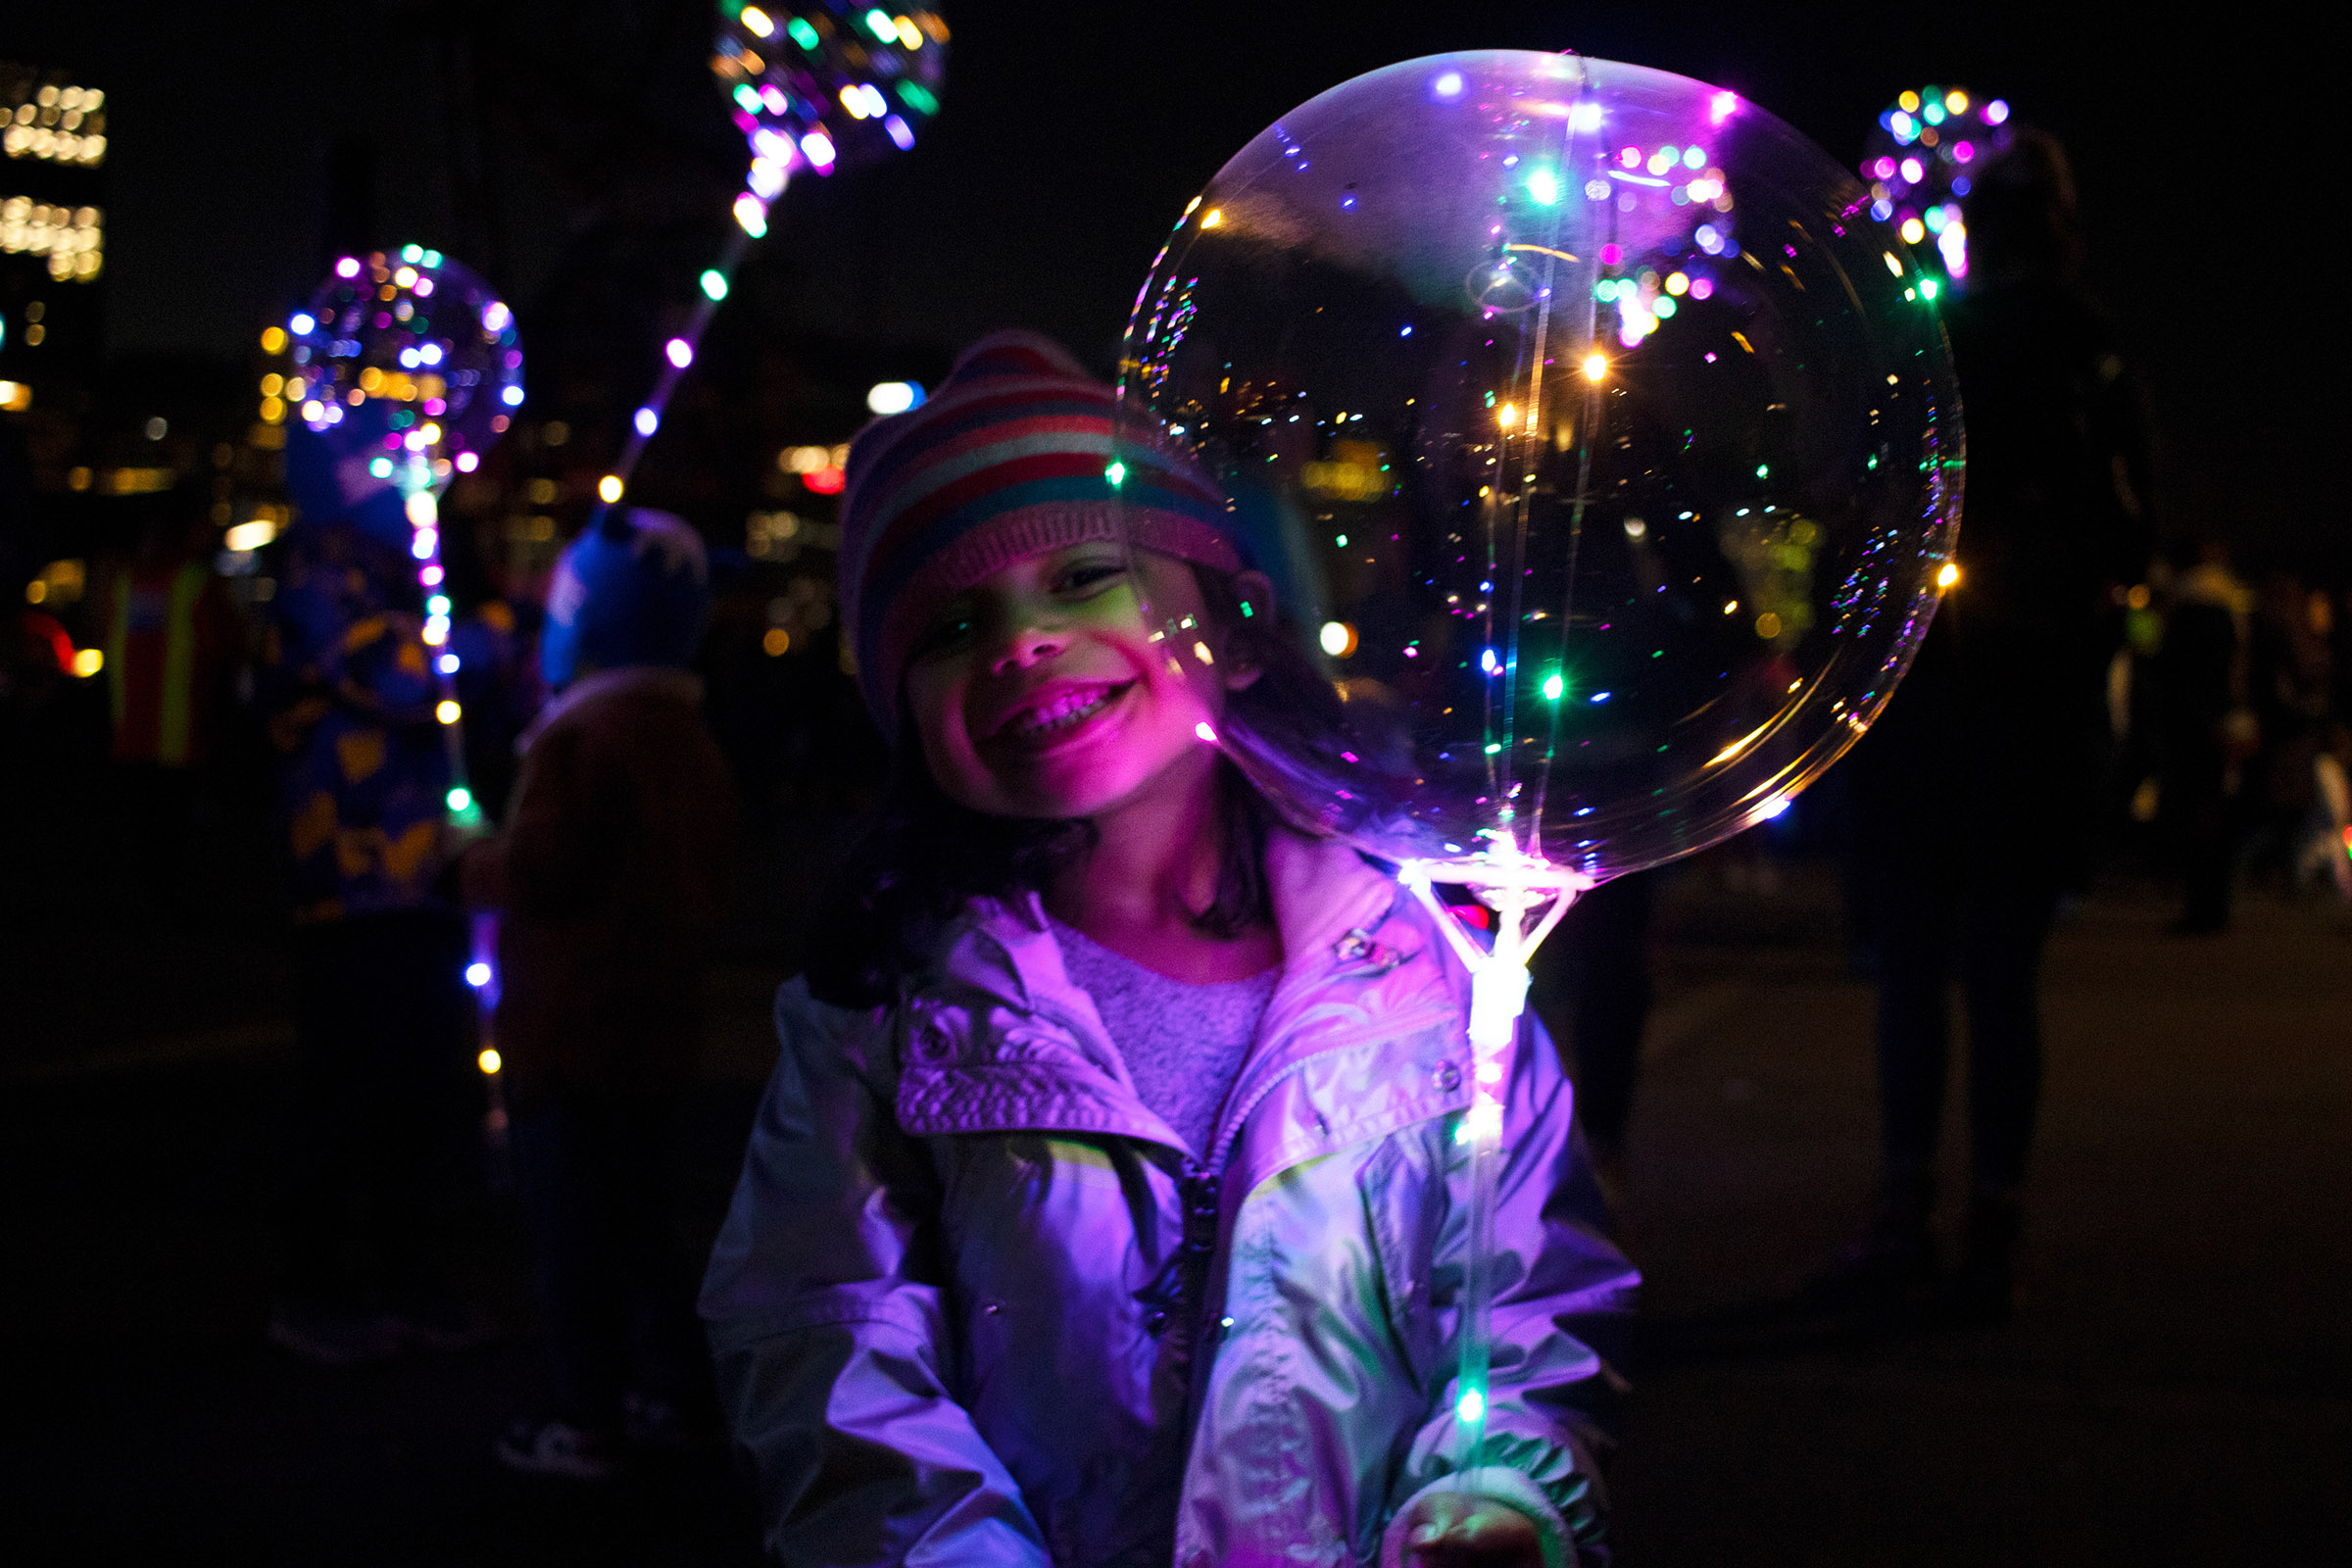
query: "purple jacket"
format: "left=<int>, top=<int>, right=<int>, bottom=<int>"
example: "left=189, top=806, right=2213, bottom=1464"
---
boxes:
left=700, top=832, right=1637, bottom=1566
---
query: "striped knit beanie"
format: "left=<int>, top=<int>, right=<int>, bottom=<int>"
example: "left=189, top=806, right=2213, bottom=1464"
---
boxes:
left=838, top=330, right=1244, bottom=731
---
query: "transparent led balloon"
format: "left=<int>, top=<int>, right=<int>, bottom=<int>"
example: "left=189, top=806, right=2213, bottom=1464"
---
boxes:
left=711, top=1, right=948, bottom=177
left=289, top=245, right=523, bottom=496
left=1115, top=49, right=1961, bottom=1478
left=1116, top=50, right=1961, bottom=889
left=283, top=245, right=524, bottom=830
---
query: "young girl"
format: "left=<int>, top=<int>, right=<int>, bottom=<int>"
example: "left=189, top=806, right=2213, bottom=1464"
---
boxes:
left=700, top=333, right=1636, bottom=1568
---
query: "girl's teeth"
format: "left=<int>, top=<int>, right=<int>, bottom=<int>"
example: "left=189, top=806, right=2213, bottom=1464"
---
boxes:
left=1014, top=689, right=1110, bottom=736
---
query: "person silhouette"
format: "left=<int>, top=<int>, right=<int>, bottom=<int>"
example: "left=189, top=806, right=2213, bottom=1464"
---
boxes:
left=1833, top=128, right=2154, bottom=1324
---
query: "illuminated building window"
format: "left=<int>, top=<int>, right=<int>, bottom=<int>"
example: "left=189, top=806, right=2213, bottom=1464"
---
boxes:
left=0, top=195, right=105, bottom=280
left=0, top=71, right=107, bottom=166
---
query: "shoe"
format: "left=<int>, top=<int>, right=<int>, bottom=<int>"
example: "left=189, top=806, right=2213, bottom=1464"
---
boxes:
left=623, top=1393, right=695, bottom=1454
left=268, top=1301, right=404, bottom=1367
left=394, top=1297, right=498, bottom=1351
left=1796, top=1177, right=1937, bottom=1323
left=1800, top=1230, right=1937, bottom=1323
left=495, top=1418, right=626, bottom=1482
left=1944, top=1193, right=2024, bottom=1327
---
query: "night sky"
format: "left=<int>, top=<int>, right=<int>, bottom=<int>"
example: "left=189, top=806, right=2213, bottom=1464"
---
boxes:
left=7, top=2, right=2333, bottom=571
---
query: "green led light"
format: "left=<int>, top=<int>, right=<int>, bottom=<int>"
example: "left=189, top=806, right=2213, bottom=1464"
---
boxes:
left=446, top=787, right=472, bottom=812
left=1456, top=1387, right=1486, bottom=1423
left=1755, top=464, right=1770, bottom=478
left=1104, top=460, right=1127, bottom=488
left=700, top=269, right=730, bottom=302
left=1484, top=742, right=1502, bottom=755
left=864, top=8, right=897, bottom=40
left=733, top=83, right=762, bottom=113
left=1542, top=672, right=1565, bottom=702
left=1920, top=277, right=1940, bottom=300
left=788, top=18, right=820, bottom=50
left=1524, top=167, right=1561, bottom=206
left=897, top=80, right=938, bottom=115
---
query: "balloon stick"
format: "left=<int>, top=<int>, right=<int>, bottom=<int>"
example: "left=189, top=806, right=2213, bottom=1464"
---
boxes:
left=1401, top=854, right=1589, bottom=1476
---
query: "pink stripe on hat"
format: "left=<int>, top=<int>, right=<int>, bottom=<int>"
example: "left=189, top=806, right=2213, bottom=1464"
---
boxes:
left=839, top=330, right=1245, bottom=732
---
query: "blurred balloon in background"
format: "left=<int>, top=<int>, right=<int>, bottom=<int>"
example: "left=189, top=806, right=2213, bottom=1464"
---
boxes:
left=1860, top=85, right=2014, bottom=284
left=710, top=1, right=948, bottom=178
left=286, top=245, right=524, bottom=508
left=1116, top=50, right=1964, bottom=887
left=275, top=246, right=524, bottom=825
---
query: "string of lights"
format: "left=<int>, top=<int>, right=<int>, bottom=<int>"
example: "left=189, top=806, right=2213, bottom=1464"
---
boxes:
left=597, top=3, right=948, bottom=506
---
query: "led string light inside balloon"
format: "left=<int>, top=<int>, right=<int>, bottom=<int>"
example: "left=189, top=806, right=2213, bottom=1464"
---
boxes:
left=1862, top=85, right=2013, bottom=285
left=601, top=2, right=949, bottom=504
left=283, top=245, right=525, bottom=827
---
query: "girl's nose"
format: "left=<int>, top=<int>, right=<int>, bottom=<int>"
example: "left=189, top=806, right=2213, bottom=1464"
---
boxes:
left=989, top=619, right=1066, bottom=674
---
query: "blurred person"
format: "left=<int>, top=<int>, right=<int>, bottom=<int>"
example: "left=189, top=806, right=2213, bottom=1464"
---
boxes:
left=2155, top=539, right=2253, bottom=933
left=2243, top=571, right=2336, bottom=889
left=1833, top=128, right=2154, bottom=1325
left=1531, top=869, right=1658, bottom=1208
left=93, top=494, right=240, bottom=910
left=264, top=517, right=481, bottom=1363
left=464, top=508, right=737, bottom=1481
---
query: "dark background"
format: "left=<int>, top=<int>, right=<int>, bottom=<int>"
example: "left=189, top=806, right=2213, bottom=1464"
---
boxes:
left=3, top=1, right=2337, bottom=572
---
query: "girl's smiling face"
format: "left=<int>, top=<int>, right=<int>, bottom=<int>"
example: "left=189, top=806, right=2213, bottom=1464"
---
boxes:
left=903, top=543, right=1247, bottom=821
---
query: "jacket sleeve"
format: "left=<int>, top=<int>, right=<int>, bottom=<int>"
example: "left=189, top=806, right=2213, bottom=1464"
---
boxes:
left=1381, top=1014, right=1638, bottom=1568
left=699, top=979, right=1052, bottom=1567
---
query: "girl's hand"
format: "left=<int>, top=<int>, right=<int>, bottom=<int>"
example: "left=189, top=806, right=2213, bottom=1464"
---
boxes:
left=1396, top=1491, right=1546, bottom=1567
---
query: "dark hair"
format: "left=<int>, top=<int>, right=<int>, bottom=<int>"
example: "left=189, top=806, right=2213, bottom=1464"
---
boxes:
left=803, top=562, right=1322, bottom=1008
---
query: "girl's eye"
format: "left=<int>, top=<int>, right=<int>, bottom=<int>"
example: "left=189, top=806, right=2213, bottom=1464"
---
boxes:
left=1057, top=560, right=1127, bottom=596
left=909, top=609, right=975, bottom=661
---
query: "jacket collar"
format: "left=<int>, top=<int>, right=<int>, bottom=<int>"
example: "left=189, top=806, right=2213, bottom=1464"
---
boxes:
left=892, top=830, right=1459, bottom=1161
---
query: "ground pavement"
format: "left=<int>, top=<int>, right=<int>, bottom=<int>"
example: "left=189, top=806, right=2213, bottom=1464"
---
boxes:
left=6, top=822, right=2346, bottom=1563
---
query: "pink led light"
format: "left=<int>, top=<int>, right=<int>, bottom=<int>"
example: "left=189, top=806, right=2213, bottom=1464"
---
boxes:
left=335, top=256, right=360, bottom=278
left=419, top=564, right=445, bottom=586
left=664, top=338, right=694, bottom=368
left=1599, top=243, right=1623, bottom=266
left=454, top=452, right=479, bottom=472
